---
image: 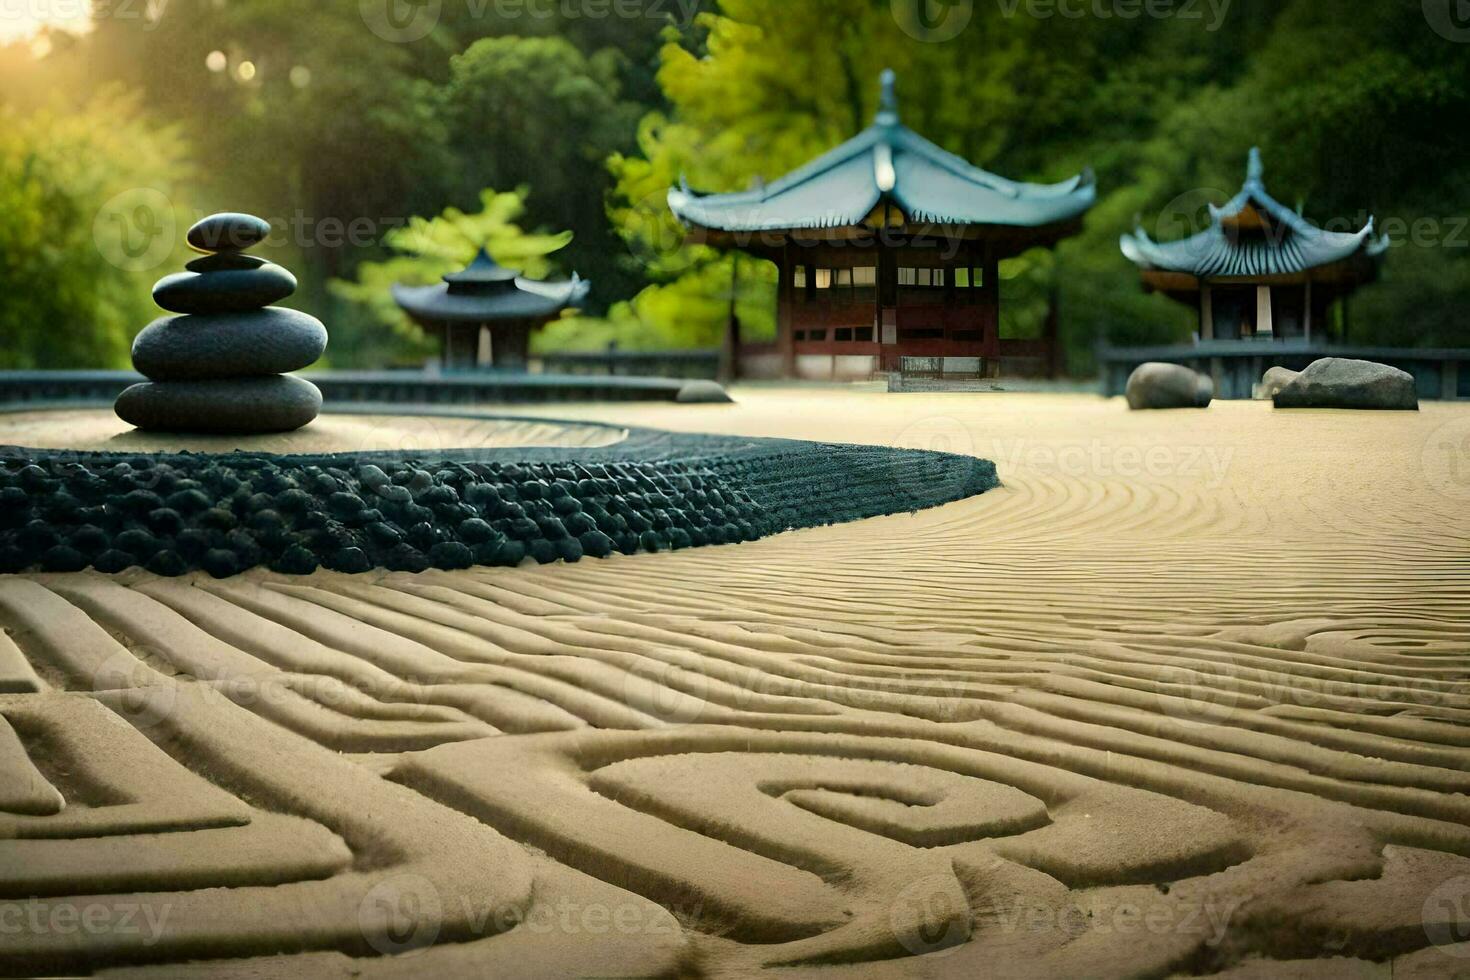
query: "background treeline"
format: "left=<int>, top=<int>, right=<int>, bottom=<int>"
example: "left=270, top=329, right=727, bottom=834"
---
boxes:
left=2, top=0, right=1467, bottom=372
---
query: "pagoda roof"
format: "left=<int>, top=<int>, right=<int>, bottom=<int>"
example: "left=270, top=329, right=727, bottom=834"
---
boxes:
left=393, top=248, right=590, bottom=325
left=1120, top=148, right=1388, bottom=281
left=667, top=70, right=1095, bottom=236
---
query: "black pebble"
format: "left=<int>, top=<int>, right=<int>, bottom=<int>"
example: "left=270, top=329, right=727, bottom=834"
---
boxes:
left=429, top=542, right=473, bottom=570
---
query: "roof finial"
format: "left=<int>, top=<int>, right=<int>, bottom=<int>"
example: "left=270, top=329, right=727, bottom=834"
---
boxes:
left=876, top=69, right=899, bottom=126
left=1247, top=146, right=1264, bottom=184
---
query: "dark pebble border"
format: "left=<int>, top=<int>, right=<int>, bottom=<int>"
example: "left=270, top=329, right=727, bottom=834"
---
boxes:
left=0, top=422, right=997, bottom=578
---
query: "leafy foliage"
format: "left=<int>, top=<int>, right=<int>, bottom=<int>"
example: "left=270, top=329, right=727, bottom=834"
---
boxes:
left=0, top=91, right=191, bottom=369
left=2, top=0, right=1468, bottom=369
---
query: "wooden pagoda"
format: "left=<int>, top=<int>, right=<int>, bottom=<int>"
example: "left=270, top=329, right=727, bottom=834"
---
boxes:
left=1120, top=148, right=1387, bottom=342
left=392, top=249, right=589, bottom=371
left=667, top=70, right=1096, bottom=381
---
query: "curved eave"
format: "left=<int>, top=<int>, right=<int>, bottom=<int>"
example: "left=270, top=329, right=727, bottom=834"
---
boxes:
left=1120, top=221, right=1383, bottom=282
left=391, top=283, right=584, bottom=325
left=667, top=121, right=1095, bottom=240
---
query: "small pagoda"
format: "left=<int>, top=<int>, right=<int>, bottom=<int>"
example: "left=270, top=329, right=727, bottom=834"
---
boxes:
left=392, top=249, right=589, bottom=371
left=667, top=70, right=1095, bottom=381
left=1120, top=148, right=1387, bottom=342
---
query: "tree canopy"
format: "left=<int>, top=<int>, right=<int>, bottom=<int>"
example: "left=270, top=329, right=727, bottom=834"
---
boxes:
left=1, top=0, right=1466, bottom=369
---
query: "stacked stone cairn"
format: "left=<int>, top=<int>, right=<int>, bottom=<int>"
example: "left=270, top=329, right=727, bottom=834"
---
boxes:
left=115, top=212, right=327, bottom=433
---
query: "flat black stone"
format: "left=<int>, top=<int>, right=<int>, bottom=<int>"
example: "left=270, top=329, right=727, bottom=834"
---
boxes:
left=132, top=308, right=327, bottom=381
left=114, top=376, right=322, bottom=433
left=186, top=253, right=268, bottom=274
left=153, top=264, right=297, bottom=314
left=187, top=212, right=270, bottom=253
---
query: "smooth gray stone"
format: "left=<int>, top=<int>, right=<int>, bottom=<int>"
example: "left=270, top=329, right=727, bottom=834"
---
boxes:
left=1126, top=362, right=1213, bottom=410
left=675, top=380, right=734, bottom=404
left=153, top=264, right=297, bottom=314
left=186, top=252, right=268, bottom=274
left=115, top=376, right=322, bottom=433
left=187, top=212, right=270, bottom=253
left=132, top=308, right=327, bottom=381
left=1273, top=358, right=1419, bottom=410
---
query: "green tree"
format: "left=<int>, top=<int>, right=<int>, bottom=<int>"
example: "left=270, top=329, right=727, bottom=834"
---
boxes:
left=440, top=35, right=645, bottom=308
left=0, top=92, right=191, bottom=369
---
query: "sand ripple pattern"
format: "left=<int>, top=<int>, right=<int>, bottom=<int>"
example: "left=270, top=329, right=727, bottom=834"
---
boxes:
left=1, top=394, right=1468, bottom=977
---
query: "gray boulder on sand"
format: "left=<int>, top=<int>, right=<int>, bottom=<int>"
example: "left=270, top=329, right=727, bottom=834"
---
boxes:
left=676, top=380, right=735, bottom=404
left=1126, top=362, right=1214, bottom=410
left=115, top=212, right=327, bottom=434
left=1272, top=358, right=1419, bottom=411
left=1257, top=366, right=1300, bottom=400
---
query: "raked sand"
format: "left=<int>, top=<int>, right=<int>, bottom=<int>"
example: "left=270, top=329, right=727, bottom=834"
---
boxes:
left=1, top=389, right=1469, bottom=978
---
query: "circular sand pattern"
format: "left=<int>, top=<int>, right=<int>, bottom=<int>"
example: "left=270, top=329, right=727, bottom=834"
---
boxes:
left=2, top=391, right=1469, bottom=977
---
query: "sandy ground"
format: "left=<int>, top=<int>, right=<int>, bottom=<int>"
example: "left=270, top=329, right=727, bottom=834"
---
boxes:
left=2, top=389, right=1469, bottom=978
left=0, top=408, right=625, bottom=454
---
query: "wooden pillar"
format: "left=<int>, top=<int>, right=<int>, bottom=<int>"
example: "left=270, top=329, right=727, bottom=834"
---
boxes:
left=1304, top=281, right=1313, bottom=342
left=981, top=247, right=1000, bottom=367
left=720, top=252, right=741, bottom=383
left=1043, top=285, right=1061, bottom=379
left=1200, top=286, right=1215, bottom=341
left=778, top=242, right=797, bottom=379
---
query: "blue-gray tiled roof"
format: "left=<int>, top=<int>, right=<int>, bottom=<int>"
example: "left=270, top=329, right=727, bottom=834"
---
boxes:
left=393, top=248, right=590, bottom=324
left=1120, top=149, right=1387, bottom=279
left=667, top=71, right=1096, bottom=234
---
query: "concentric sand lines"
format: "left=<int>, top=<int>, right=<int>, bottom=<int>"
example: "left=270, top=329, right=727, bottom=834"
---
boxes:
left=1, top=392, right=1468, bottom=977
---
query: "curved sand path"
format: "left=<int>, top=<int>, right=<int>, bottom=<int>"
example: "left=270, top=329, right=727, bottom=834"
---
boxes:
left=1, top=390, right=1468, bottom=978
